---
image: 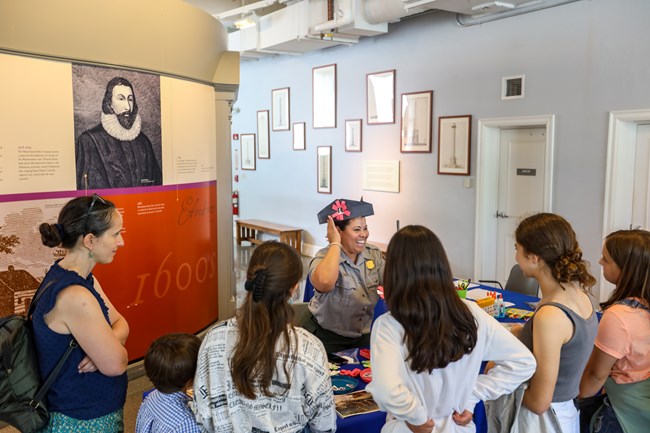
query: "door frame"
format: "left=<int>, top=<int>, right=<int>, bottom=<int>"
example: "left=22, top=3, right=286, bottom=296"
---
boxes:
left=474, top=115, right=555, bottom=281
left=601, top=109, right=650, bottom=301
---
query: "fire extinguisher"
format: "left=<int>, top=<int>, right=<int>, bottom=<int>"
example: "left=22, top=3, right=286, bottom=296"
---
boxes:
left=232, top=190, right=239, bottom=216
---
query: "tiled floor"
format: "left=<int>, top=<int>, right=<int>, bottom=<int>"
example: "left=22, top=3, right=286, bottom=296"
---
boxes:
left=1, top=243, right=312, bottom=433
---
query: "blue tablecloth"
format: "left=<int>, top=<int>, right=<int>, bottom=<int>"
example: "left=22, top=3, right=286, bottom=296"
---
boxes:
left=335, top=285, right=540, bottom=433
left=335, top=350, right=387, bottom=433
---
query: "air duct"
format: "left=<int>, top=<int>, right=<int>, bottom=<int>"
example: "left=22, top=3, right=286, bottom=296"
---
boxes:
left=364, top=0, right=408, bottom=24
left=312, top=0, right=387, bottom=37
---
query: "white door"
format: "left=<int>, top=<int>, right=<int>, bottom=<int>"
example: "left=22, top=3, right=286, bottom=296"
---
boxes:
left=495, top=128, right=547, bottom=283
left=474, top=115, right=554, bottom=283
left=602, top=110, right=650, bottom=302
left=631, top=124, right=650, bottom=229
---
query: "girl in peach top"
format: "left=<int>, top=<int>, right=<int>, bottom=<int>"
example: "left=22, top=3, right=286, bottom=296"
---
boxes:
left=580, top=230, right=650, bottom=433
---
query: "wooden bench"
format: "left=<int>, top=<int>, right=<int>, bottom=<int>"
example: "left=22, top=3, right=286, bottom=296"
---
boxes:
left=236, top=219, right=303, bottom=254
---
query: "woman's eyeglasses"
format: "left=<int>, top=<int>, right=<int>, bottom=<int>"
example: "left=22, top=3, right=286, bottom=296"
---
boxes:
left=82, top=194, right=106, bottom=235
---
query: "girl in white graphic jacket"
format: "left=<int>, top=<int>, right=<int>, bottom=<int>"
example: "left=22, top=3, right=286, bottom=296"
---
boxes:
left=194, top=241, right=336, bottom=433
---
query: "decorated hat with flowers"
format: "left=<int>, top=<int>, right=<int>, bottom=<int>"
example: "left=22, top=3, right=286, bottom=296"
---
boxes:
left=317, top=198, right=374, bottom=224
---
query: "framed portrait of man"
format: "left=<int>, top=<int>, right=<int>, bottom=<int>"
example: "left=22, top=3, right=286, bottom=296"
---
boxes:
left=72, top=65, right=163, bottom=190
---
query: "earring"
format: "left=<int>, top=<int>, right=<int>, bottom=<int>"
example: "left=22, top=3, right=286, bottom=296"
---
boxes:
left=88, top=250, right=93, bottom=259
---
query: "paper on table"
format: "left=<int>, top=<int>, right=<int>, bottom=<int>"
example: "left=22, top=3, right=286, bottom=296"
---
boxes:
left=465, top=288, right=514, bottom=306
left=466, top=288, right=495, bottom=300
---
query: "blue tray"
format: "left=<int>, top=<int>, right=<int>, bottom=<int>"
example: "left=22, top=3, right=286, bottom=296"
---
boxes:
left=331, top=377, right=358, bottom=395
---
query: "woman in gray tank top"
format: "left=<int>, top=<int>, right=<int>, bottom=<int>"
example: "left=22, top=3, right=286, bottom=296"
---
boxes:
left=512, top=213, right=598, bottom=433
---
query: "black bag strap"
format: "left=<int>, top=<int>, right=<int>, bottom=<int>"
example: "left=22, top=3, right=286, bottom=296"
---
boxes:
left=27, top=278, right=57, bottom=320
left=27, top=277, right=79, bottom=409
left=30, top=338, right=78, bottom=409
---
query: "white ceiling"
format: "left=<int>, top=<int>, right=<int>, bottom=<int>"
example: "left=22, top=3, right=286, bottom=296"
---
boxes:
left=185, top=0, right=246, bottom=16
left=184, top=0, right=551, bottom=21
left=182, top=0, right=579, bottom=57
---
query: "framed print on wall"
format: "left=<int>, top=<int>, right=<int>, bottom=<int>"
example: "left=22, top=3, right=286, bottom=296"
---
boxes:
left=257, top=110, right=270, bottom=158
left=367, top=69, right=395, bottom=125
left=400, top=90, right=433, bottom=153
left=272, top=87, right=290, bottom=131
left=312, top=64, right=337, bottom=128
left=241, top=133, right=256, bottom=170
left=438, top=115, right=471, bottom=175
left=317, top=146, right=332, bottom=194
left=293, top=122, right=306, bottom=150
left=345, top=119, right=362, bottom=152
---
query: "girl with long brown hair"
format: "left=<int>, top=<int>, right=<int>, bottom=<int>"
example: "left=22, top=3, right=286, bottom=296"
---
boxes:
left=580, top=229, right=650, bottom=432
left=367, top=225, right=535, bottom=433
left=194, top=241, right=336, bottom=433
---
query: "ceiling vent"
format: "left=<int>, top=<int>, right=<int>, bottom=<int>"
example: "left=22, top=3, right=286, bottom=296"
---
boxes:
left=502, top=74, right=525, bottom=100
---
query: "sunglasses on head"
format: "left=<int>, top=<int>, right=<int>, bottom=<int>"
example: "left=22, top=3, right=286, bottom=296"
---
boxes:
left=82, top=194, right=107, bottom=235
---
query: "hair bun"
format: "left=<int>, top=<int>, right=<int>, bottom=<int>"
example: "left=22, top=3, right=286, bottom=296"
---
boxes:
left=39, top=222, right=62, bottom=248
left=554, top=248, right=585, bottom=283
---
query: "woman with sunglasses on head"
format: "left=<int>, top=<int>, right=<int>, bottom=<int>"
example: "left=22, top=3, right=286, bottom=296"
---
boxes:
left=579, top=230, right=650, bottom=433
left=194, top=241, right=336, bottom=433
left=512, top=213, right=598, bottom=433
left=33, top=195, right=128, bottom=432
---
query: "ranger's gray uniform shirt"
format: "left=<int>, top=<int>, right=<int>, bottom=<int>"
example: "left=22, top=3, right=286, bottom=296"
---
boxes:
left=308, top=244, right=385, bottom=338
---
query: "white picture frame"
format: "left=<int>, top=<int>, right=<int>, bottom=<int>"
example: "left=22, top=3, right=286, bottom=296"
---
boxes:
left=345, top=119, right=362, bottom=152
left=317, top=146, right=332, bottom=193
left=293, top=122, right=306, bottom=150
left=241, top=133, right=256, bottom=170
left=367, top=70, right=395, bottom=125
left=272, top=87, right=290, bottom=131
left=400, top=90, right=433, bottom=153
left=257, top=110, right=270, bottom=159
left=313, top=64, right=337, bottom=129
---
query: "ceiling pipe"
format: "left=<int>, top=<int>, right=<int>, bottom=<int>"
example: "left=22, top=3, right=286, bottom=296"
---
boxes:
left=304, top=34, right=359, bottom=45
left=314, top=3, right=354, bottom=33
left=456, top=0, right=581, bottom=26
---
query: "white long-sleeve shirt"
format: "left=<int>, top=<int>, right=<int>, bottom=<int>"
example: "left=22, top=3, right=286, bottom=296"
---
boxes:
left=367, top=300, right=536, bottom=433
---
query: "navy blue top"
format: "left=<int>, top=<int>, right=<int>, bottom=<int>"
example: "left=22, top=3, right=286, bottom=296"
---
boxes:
left=32, top=260, right=127, bottom=420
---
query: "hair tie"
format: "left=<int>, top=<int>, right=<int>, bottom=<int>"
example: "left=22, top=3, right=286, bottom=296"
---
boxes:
left=54, top=223, right=65, bottom=239
left=245, top=269, right=268, bottom=302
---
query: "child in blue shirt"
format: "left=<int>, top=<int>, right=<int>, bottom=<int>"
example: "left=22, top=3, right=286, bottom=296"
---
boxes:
left=136, top=333, right=206, bottom=433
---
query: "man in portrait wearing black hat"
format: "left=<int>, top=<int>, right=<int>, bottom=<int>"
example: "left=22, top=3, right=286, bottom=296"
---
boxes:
left=302, top=198, right=385, bottom=353
left=76, top=77, right=162, bottom=190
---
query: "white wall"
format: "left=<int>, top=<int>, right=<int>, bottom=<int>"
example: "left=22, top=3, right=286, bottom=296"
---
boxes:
left=230, top=0, right=650, bottom=297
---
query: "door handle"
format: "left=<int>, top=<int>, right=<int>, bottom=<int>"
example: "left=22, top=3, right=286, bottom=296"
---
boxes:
left=496, top=211, right=508, bottom=218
